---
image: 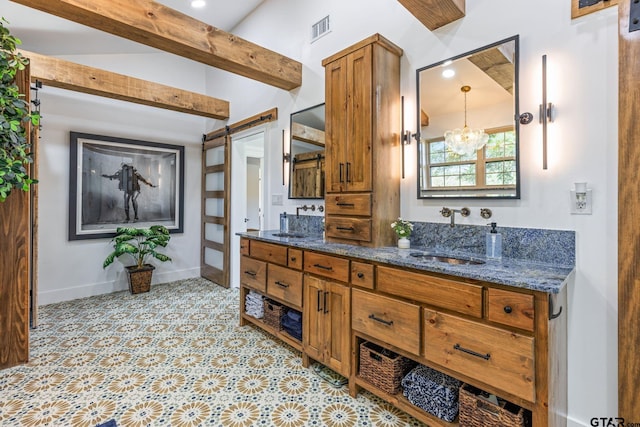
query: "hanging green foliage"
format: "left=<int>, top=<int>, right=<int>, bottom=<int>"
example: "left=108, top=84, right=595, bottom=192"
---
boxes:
left=0, top=17, right=39, bottom=202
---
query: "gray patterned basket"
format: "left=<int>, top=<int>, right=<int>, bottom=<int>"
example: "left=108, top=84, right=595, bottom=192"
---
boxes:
left=401, top=364, right=461, bottom=422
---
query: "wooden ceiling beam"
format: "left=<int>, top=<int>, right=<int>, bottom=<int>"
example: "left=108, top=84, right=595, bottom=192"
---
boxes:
left=397, top=0, right=465, bottom=31
left=21, top=49, right=229, bottom=119
left=10, top=0, right=302, bottom=90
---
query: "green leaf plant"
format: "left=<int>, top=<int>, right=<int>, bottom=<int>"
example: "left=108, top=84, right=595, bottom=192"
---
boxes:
left=103, top=225, right=172, bottom=270
left=1, top=17, right=39, bottom=202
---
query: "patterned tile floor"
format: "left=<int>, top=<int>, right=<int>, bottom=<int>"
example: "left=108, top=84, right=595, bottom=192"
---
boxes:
left=0, top=278, right=425, bottom=426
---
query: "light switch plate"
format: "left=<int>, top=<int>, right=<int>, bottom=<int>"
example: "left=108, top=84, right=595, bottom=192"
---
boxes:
left=272, top=194, right=283, bottom=206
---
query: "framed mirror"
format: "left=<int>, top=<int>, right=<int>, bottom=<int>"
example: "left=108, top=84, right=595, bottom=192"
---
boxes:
left=288, top=103, right=325, bottom=199
left=416, top=35, right=520, bottom=199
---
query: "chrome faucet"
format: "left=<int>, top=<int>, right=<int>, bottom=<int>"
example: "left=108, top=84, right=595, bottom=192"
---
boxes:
left=440, top=207, right=470, bottom=227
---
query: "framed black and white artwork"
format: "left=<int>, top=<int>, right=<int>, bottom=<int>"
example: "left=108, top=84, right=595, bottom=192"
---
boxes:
left=69, top=132, right=184, bottom=240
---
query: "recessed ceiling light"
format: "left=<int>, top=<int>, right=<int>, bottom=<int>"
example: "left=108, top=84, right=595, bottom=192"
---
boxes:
left=191, top=0, right=206, bottom=8
left=442, top=68, right=455, bottom=78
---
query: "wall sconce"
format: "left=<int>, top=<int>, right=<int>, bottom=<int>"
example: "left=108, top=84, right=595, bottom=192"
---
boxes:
left=570, top=182, right=592, bottom=215
left=282, top=129, right=290, bottom=186
left=540, top=54, right=556, bottom=170
left=401, top=96, right=417, bottom=179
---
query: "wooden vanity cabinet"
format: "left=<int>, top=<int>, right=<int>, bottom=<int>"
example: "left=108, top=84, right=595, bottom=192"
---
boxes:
left=349, top=265, right=567, bottom=427
left=239, top=238, right=567, bottom=426
left=303, top=274, right=351, bottom=377
left=323, top=34, right=402, bottom=247
left=239, top=239, right=304, bottom=350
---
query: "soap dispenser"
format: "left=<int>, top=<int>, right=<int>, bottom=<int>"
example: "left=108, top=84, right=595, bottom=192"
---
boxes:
left=279, top=212, right=288, bottom=233
left=486, top=222, right=502, bottom=260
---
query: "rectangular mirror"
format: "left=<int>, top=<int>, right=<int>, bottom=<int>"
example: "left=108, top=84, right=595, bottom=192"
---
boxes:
left=416, top=35, right=520, bottom=199
left=289, top=103, right=325, bottom=199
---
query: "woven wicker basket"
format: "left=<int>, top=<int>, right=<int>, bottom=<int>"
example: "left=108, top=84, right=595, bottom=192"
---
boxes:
left=359, top=341, right=415, bottom=395
left=126, top=265, right=154, bottom=294
left=263, top=299, right=286, bottom=330
left=459, top=384, right=528, bottom=427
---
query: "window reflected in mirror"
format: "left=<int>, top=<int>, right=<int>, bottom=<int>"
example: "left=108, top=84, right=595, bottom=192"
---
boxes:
left=417, top=36, right=520, bottom=198
left=289, top=103, right=325, bottom=199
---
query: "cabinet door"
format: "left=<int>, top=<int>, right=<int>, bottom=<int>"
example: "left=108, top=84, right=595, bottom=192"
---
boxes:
left=325, top=281, right=351, bottom=377
left=345, top=45, right=373, bottom=192
left=303, top=275, right=325, bottom=362
left=325, top=56, right=348, bottom=193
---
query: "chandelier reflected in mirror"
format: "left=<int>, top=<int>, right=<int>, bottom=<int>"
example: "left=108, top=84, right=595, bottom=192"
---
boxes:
left=444, top=85, right=489, bottom=156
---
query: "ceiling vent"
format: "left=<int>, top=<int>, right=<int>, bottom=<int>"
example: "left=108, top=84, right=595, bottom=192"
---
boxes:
left=311, top=15, right=331, bottom=43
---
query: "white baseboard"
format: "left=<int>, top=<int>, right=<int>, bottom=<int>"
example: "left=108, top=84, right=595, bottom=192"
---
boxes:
left=38, top=268, right=200, bottom=305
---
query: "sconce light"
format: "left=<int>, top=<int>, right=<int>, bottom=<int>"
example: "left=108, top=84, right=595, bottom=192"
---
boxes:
left=540, top=54, right=556, bottom=170
left=570, top=182, right=592, bottom=215
left=401, top=96, right=417, bottom=179
left=282, top=129, right=290, bottom=186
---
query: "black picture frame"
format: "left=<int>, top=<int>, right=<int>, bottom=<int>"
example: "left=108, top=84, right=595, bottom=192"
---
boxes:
left=69, top=132, right=184, bottom=240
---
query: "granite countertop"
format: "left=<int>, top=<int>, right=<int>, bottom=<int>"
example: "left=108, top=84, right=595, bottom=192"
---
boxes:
left=238, top=230, right=574, bottom=294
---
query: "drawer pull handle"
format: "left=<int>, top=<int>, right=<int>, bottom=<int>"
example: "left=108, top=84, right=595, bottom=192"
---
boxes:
left=357, top=272, right=365, bottom=279
left=275, top=281, right=289, bottom=288
left=244, top=271, right=257, bottom=277
left=336, top=202, right=355, bottom=207
left=336, top=226, right=355, bottom=232
left=503, top=305, right=513, bottom=314
left=317, top=289, right=323, bottom=312
left=324, top=291, right=329, bottom=314
left=453, top=343, right=491, bottom=360
left=290, top=257, right=297, bottom=262
left=313, top=263, right=333, bottom=271
left=339, top=163, right=345, bottom=183
left=368, top=314, right=393, bottom=326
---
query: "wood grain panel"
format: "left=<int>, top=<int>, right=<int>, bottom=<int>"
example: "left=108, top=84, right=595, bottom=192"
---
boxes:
left=0, top=68, right=31, bottom=369
left=397, top=0, right=465, bottom=30
left=423, top=309, right=535, bottom=402
left=303, top=252, right=350, bottom=282
left=352, top=288, right=421, bottom=355
left=21, top=49, right=229, bottom=119
left=267, top=264, right=303, bottom=308
left=250, top=241, right=288, bottom=266
left=324, top=194, right=372, bottom=216
left=619, top=0, right=640, bottom=418
left=377, top=266, right=483, bottom=317
left=239, top=256, right=266, bottom=292
left=487, top=288, right=535, bottom=331
left=11, top=0, right=302, bottom=90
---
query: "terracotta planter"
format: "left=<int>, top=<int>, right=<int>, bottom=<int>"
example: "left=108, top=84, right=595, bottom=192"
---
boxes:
left=126, top=264, right=155, bottom=294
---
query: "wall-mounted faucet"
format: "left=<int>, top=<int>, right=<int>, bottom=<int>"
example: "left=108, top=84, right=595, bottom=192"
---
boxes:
left=440, top=207, right=470, bottom=227
left=296, top=204, right=324, bottom=216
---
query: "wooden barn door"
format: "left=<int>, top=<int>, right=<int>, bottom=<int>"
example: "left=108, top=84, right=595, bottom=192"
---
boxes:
left=201, top=134, right=231, bottom=287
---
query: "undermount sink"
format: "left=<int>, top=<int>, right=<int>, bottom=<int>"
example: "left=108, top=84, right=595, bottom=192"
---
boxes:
left=272, top=232, right=307, bottom=238
left=409, top=252, right=485, bottom=265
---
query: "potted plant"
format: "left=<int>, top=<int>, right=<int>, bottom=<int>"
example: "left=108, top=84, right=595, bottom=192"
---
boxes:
left=103, top=225, right=172, bottom=294
left=390, top=217, right=413, bottom=249
left=1, top=18, right=40, bottom=202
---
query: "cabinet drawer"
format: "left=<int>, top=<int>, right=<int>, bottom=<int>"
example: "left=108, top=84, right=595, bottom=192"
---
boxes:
left=487, top=288, right=535, bottom=331
left=250, top=241, right=288, bottom=265
left=325, top=194, right=372, bottom=216
left=377, top=266, right=483, bottom=318
left=351, top=262, right=374, bottom=289
left=267, top=264, right=303, bottom=308
left=423, top=309, right=535, bottom=402
left=304, top=252, right=350, bottom=282
left=240, top=238, right=250, bottom=256
left=325, top=217, right=372, bottom=242
left=240, top=256, right=267, bottom=292
left=287, top=248, right=303, bottom=270
left=352, top=289, right=421, bottom=355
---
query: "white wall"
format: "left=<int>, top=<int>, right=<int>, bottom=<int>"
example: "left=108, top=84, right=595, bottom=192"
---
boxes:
left=207, top=0, right=618, bottom=425
left=22, top=0, right=617, bottom=424
left=36, top=53, right=208, bottom=303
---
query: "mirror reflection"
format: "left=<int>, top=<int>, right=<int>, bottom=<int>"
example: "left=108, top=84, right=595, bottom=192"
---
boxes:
left=289, top=103, right=325, bottom=199
left=417, top=36, right=520, bottom=199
